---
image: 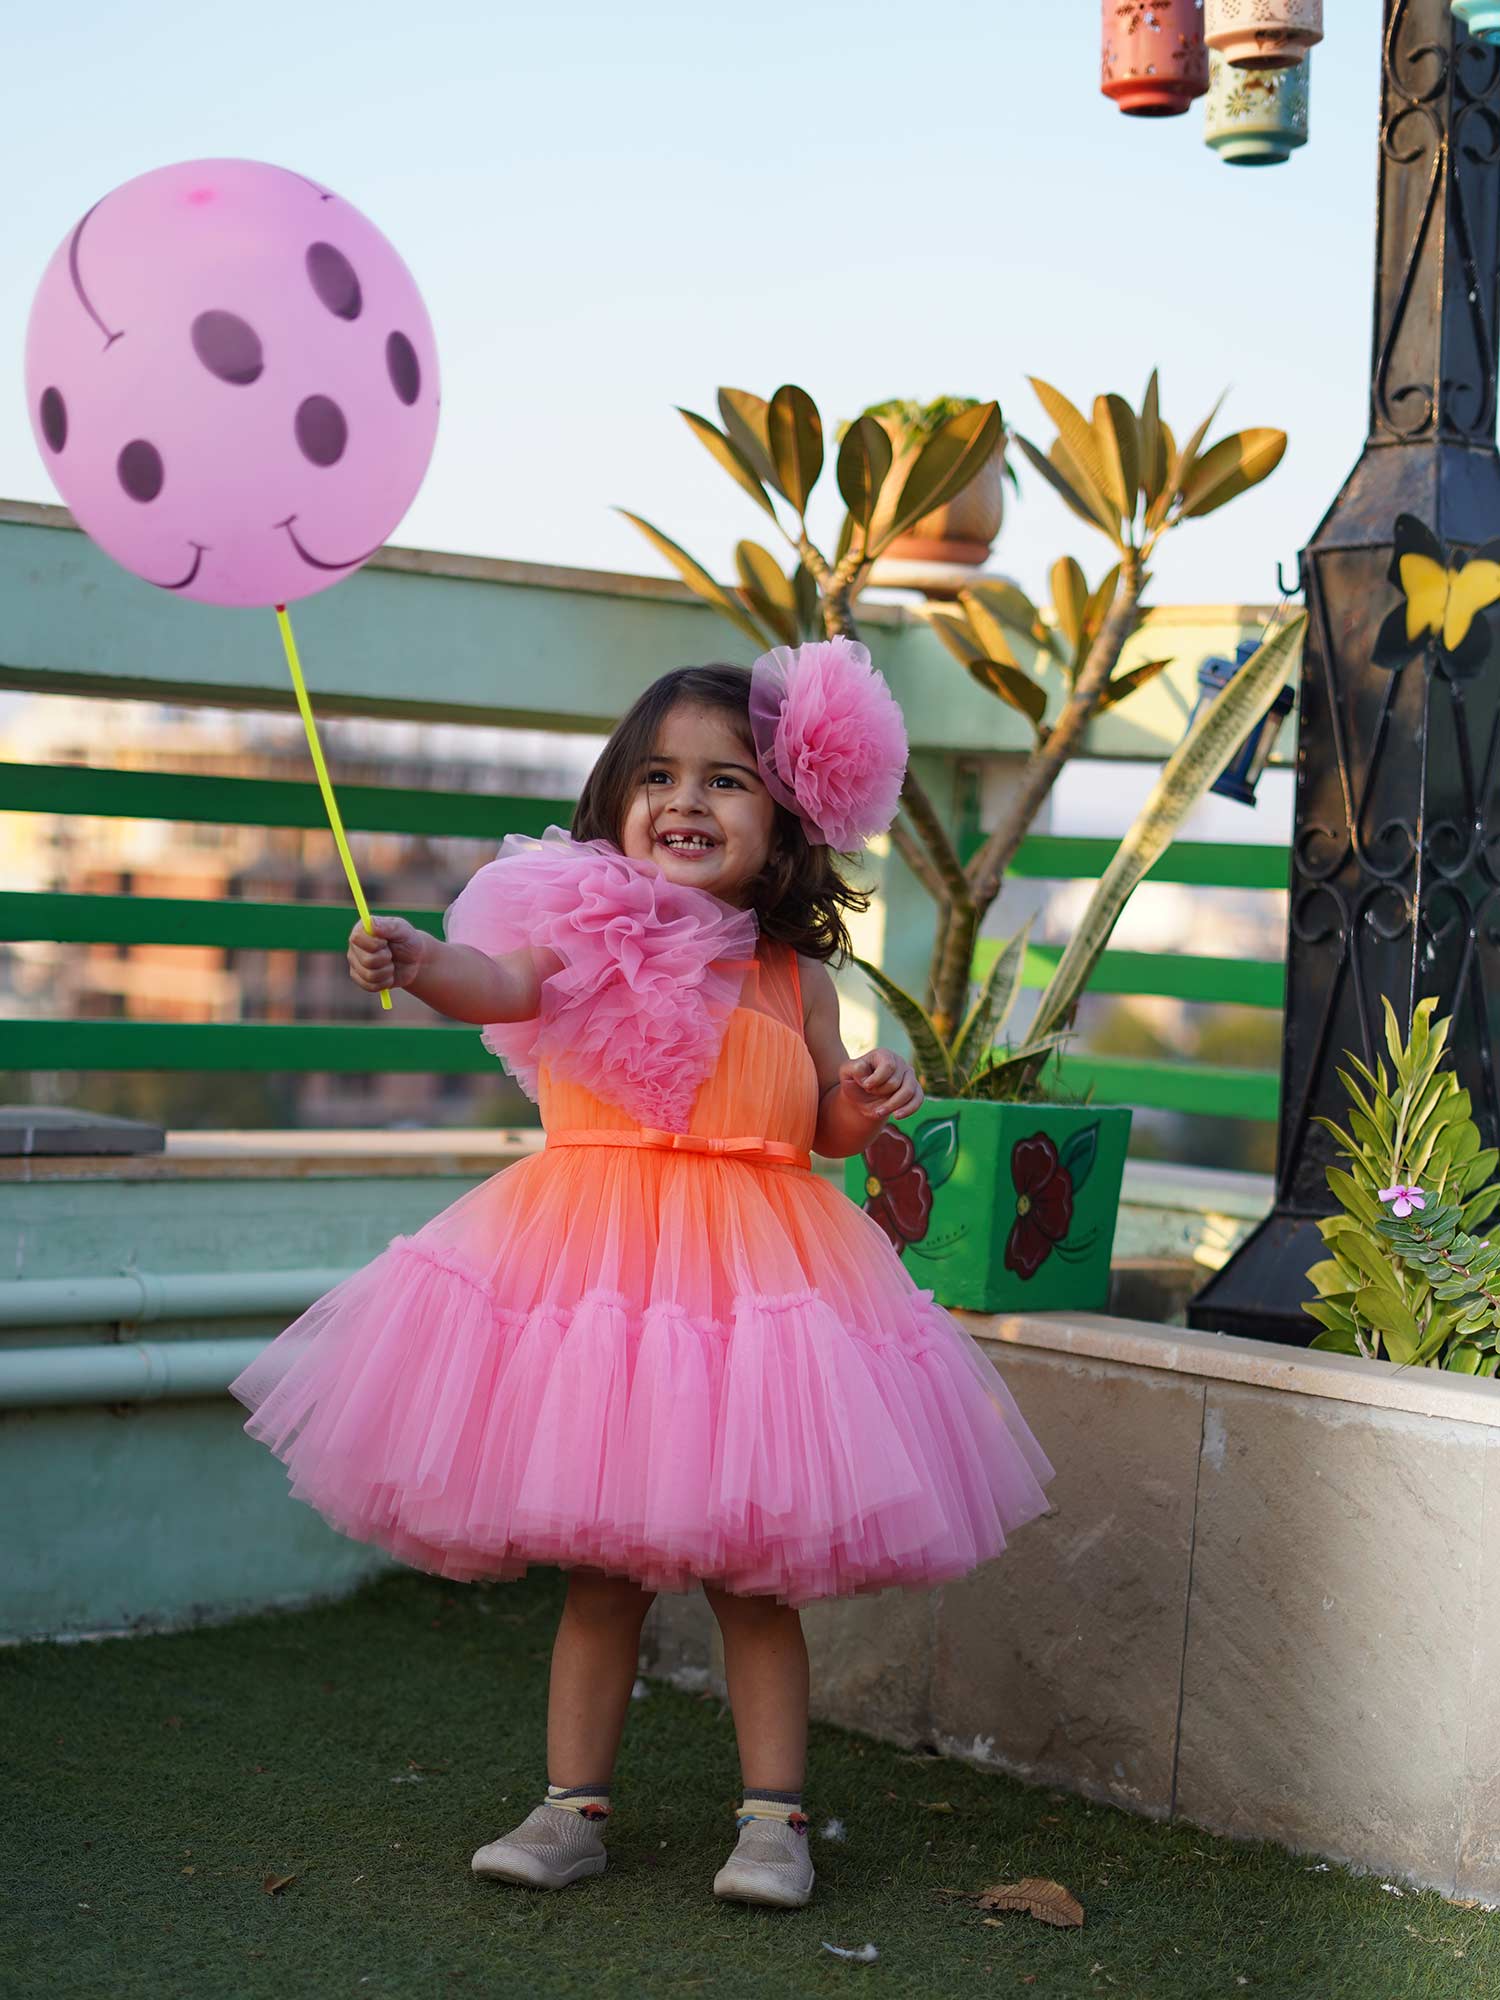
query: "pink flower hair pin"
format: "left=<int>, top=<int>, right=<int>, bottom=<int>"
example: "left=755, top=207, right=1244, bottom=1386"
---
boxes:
left=748, top=636, right=908, bottom=851
left=1378, top=1183, right=1426, bottom=1218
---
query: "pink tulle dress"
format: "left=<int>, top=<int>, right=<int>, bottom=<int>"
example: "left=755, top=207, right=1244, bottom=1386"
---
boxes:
left=229, top=832, right=1056, bottom=1608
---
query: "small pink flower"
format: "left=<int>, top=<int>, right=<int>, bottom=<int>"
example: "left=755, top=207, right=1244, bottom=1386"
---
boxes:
left=1378, top=1183, right=1426, bottom=1219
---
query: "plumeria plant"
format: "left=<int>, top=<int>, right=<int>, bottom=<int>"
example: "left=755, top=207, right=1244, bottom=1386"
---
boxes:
left=1305, top=997, right=1500, bottom=1374
left=622, top=373, right=1289, bottom=1045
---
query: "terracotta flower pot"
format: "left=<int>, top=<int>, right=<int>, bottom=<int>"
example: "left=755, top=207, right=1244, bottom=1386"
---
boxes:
left=1206, top=0, right=1322, bottom=71
left=1204, top=46, right=1309, bottom=165
left=1101, top=0, right=1210, bottom=118
left=869, top=422, right=1006, bottom=569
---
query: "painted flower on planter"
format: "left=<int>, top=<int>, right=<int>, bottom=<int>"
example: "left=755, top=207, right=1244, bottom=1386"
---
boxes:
left=1005, top=1123, right=1102, bottom=1280
left=861, top=1128, right=933, bottom=1251
left=861, top=1116, right=960, bottom=1254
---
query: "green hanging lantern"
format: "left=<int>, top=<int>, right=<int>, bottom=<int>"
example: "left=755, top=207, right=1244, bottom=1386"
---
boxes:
left=1204, top=47, right=1310, bottom=164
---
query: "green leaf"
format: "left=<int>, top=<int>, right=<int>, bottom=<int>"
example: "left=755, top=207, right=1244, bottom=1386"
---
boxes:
left=1327, top=1166, right=1385, bottom=1230
left=1097, top=658, right=1173, bottom=712
left=1050, top=438, right=1122, bottom=538
left=1012, top=433, right=1118, bottom=540
left=952, top=924, right=1031, bottom=1085
left=964, top=657, right=1048, bottom=734
left=614, top=511, right=771, bottom=649
left=1156, top=393, right=1226, bottom=525
left=1178, top=429, right=1288, bottom=519
left=1094, top=394, right=1140, bottom=521
left=733, top=541, right=801, bottom=646
left=1356, top=1283, right=1420, bottom=1359
left=766, top=384, right=824, bottom=516
left=853, top=955, right=955, bottom=1096
left=872, top=402, right=1004, bottom=553
left=678, top=408, right=780, bottom=524
left=792, top=561, right=820, bottom=640
left=965, top=1032, right=1070, bottom=1101
left=962, top=582, right=1043, bottom=664
left=1080, top=563, right=1122, bottom=651
left=1307, top=1258, right=1352, bottom=1297
left=717, top=388, right=778, bottom=490
left=923, top=605, right=992, bottom=670
left=1138, top=369, right=1166, bottom=508
left=1059, top=1120, right=1101, bottom=1192
left=836, top=416, right=894, bottom=538
left=1029, top=376, right=1117, bottom=515
left=912, top=1113, right=961, bottom=1190
left=1050, top=557, right=1089, bottom=655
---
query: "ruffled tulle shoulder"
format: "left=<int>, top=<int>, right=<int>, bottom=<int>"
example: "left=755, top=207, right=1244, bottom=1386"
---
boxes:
left=443, top=827, right=758, bottom=1132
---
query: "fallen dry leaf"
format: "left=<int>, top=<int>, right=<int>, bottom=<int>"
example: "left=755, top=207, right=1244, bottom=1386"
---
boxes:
left=261, top=1873, right=297, bottom=1896
left=978, top=1877, right=1084, bottom=1928
left=180, top=1867, right=195, bottom=1877
left=921, top=1801, right=955, bottom=1813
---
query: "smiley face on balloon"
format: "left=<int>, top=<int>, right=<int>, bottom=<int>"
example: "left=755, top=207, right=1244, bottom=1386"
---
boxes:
left=25, top=158, right=439, bottom=608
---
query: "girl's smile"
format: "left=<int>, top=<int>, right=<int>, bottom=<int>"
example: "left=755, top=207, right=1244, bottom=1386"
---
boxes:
left=619, top=700, right=777, bottom=903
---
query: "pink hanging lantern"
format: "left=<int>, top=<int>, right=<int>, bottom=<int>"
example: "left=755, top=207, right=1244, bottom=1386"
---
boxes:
left=1205, top=0, right=1323, bottom=71
left=1102, top=1, right=1210, bottom=118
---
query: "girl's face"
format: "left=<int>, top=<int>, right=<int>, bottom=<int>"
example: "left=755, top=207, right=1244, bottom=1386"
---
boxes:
left=619, top=700, right=777, bottom=904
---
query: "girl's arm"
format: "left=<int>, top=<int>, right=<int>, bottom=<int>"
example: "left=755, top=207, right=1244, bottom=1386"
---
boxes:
left=802, top=958, right=924, bottom=1159
left=348, top=915, right=552, bottom=1024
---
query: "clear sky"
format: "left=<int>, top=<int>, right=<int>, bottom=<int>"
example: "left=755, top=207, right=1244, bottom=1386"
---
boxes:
left=1, top=1, right=1384, bottom=611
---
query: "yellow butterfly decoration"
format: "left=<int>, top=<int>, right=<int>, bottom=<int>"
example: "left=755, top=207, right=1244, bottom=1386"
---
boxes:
left=1374, top=514, right=1500, bottom=675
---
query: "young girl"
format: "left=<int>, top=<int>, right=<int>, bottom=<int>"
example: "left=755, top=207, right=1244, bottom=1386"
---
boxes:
left=229, top=637, right=1055, bottom=1912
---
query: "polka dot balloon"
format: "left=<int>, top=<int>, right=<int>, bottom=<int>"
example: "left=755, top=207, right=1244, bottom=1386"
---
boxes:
left=24, top=158, right=439, bottom=607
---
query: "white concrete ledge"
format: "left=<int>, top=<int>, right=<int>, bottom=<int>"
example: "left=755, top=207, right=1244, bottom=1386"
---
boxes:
left=968, top=1308, right=1500, bottom=1430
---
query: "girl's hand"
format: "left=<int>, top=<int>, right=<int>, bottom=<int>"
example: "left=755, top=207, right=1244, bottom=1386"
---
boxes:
left=837, top=1047, right=924, bottom=1124
left=348, top=914, right=430, bottom=994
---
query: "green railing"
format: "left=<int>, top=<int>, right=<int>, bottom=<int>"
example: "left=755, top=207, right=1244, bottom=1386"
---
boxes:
left=3, top=760, right=1288, bottom=1122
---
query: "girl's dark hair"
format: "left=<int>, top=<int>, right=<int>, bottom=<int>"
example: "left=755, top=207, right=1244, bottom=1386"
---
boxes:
left=572, top=663, right=870, bottom=964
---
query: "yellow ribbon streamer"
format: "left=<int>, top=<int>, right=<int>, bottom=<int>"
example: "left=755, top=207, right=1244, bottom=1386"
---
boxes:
left=274, top=605, right=392, bottom=1010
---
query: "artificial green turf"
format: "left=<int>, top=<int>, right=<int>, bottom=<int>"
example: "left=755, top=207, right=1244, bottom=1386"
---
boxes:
left=5, top=1567, right=1496, bottom=2000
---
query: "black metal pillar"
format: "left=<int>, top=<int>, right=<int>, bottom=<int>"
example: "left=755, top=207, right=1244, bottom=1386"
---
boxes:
left=1190, top=0, right=1500, bottom=1344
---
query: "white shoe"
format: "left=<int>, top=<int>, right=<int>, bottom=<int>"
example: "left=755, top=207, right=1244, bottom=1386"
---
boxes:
left=470, top=1801, right=608, bottom=1890
left=712, top=1816, right=815, bottom=1908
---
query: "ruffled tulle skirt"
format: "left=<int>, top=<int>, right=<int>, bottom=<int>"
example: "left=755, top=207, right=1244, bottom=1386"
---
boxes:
left=229, top=1146, right=1056, bottom=1608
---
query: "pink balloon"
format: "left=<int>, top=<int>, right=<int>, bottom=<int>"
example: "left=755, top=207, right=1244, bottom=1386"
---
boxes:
left=24, top=158, right=439, bottom=608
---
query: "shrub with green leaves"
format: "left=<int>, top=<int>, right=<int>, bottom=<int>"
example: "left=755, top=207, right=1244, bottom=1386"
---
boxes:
left=1305, top=997, right=1500, bottom=1373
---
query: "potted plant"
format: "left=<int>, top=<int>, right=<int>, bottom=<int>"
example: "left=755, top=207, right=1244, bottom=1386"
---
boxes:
left=848, top=608, right=1303, bottom=1310
left=621, top=374, right=1299, bottom=1310
left=1304, top=998, right=1500, bottom=1374
left=853, top=396, right=1017, bottom=570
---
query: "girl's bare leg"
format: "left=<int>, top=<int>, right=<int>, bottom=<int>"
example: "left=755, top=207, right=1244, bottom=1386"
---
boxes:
left=702, top=1584, right=809, bottom=1791
left=546, top=1566, right=657, bottom=1786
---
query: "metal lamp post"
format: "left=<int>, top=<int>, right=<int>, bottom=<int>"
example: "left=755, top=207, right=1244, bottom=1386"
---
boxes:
left=1190, top=0, right=1500, bottom=1342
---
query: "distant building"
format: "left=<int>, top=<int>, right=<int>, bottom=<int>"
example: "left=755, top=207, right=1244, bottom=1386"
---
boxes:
left=2, top=694, right=600, bottom=1129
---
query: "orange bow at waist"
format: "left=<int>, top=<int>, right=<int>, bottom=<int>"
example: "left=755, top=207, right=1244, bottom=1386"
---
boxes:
left=546, top=1127, right=811, bottom=1172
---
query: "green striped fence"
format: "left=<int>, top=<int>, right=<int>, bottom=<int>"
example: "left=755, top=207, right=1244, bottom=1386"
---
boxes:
left=2, top=760, right=1287, bottom=1122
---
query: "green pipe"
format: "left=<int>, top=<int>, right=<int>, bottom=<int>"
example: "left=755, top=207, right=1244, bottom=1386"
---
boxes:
left=0, top=1267, right=353, bottom=1329
left=0, top=1337, right=274, bottom=1409
left=0, top=1266, right=355, bottom=1410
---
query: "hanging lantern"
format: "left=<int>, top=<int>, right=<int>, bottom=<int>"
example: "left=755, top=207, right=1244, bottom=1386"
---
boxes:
left=1205, top=48, right=1310, bottom=165
left=1205, top=0, right=1322, bottom=70
left=1188, top=643, right=1297, bottom=806
left=1101, top=1, right=1209, bottom=118
left=1452, top=3, right=1500, bottom=45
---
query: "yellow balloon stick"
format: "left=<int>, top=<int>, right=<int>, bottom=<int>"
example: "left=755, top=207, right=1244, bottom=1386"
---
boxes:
left=274, top=605, right=393, bottom=1010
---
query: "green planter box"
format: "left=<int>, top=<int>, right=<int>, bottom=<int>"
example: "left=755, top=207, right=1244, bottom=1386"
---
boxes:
left=845, top=1098, right=1133, bottom=1313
